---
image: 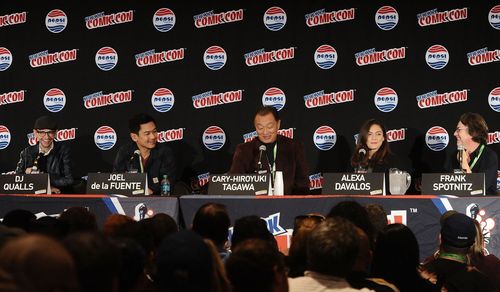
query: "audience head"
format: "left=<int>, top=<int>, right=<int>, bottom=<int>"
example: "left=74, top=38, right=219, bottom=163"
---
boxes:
left=192, top=203, right=230, bottom=248
left=103, top=214, right=135, bottom=237
left=471, top=219, right=485, bottom=260
left=113, top=237, right=147, bottom=292
left=364, top=204, right=388, bottom=240
left=440, top=212, right=476, bottom=254
left=58, top=207, right=98, bottom=234
left=231, top=215, right=276, bottom=250
left=142, top=213, right=178, bottom=249
left=2, top=209, right=36, bottom=232
left=327, top=201, right=375, bottom=248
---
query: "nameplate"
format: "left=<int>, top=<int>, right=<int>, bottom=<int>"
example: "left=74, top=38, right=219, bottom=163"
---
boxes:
left=0, top=173, right=50, bottom=194
left=86, top=173, right=148, bottom=196
left=322, top=173, right=386, bottom=195
left=421, top=173, right=485, bottom=196
left=208, top=174, right=270, bottom=195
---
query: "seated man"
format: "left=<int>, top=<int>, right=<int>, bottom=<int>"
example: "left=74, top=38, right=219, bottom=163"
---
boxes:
left=229, top=106, right=309, bottom=194
left=15, top=115, right=73, bottom=194
left=113, top=113, right=176, bottom=196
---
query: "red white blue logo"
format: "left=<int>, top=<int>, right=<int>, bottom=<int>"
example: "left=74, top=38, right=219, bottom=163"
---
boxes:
left=425, top=126, right=449, bottom=151
left=309, top=173, right=323, bottom=190
left=151, top=88, right=174, bottom=112
left=0, top=12, right=27, bottom=28
left=45, top=9, right=67, bottom=33
left=374, top=87, right=398, bottom=112
left=0, top=47, right=13, bottom=71
left=0, top=90, right=24, bottom=107
left=313, top=126, right=336, bottom=151
left=262, top=88, right=286, bottom=111
left=94, top=126, right=117, bottom=151
left=314, top=45, right=337, bottom=69
left=426, top=45, right=449, bottom=70
left=204, top=46, right=227, bottom=70
left=157, top=128, right=184, bottom=143
left=0, top=125, right=11, bottom=150
left=153, top=8, right=175, bottom=32
left=263, top=7, right=287, bottom=31
left=44, top=88, right=66, bottom=113
left=375, top=6, right=398, bottom=30
left=417, top=8, right=468, bottom=27
left=489, top=87, right=500, bottom=112
left=95, top=47, right=118, bottom=71
left=202, top=126, right=226, bottom=151
left=489, top=5, right=500, bottom=30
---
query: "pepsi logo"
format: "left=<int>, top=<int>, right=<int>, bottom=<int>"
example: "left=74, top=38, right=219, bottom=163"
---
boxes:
left=153, top=8, right=176, bottom=32
left=202, top=126, right=226, bottom=151
left=151, top=88, right=175, bottom=112
left=95, top=47, right=118, bottom=71
left=489, top=5, right=500, bottom=30
left=374, top=87, right=398, bottom=112
left=375, top=6, right=398, bottom=30
left=44, top=88, right=66, bottom=113
left=488, top=87, right=500, bottom=112
left=313, top=126, right=336, bottom=151
left=263, top=7, right=287, bottom=31
left=0, top=125, right=11, bottom=150
left=45, top=9, right=67, bottom=33
left=262, top=87, right=286, bottom=111
left=0, top=47, right=13, bottom=71
left=204, top=46, right=227, bottom=70
left=426, top=45, right=449, bottom=70
left=94, top=126, right=117, bottom=151
left=425, top=126, right=449, bottom=151
left=314, top=45, right=337, bottom=69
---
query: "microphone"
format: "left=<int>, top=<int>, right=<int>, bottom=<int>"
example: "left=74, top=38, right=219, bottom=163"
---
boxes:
left=31, top=152, right=42, bottom=174
left=358, top=148, right=366, bottom=161
left=457, top=144, right=464, bottom=171
left=355, top=148, right=367, bottom=174
left=257, top=145, right=267, bottom=173
left=134, top=150, right=144, bottom=173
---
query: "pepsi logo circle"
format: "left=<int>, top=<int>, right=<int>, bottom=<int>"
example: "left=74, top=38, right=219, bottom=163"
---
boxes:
left=489, top=5, right=500, bottom=30
left=204, top=46, right=227, bottom=70
left=313, top=126, right=336, bottom=151
left=45, top=9, right=67, bottom=33
left=153, top=8, right=176, bottom=32
left=263, top=7, right=287, bottom=31
left=151, top=88, right=175, bottom=112
left=375, top=6, right=398, bottom=30
left=425, top=126, right=449, bottom=151
left=94, top=126, right=117, bottom=151
left=374, top=87, right=398, bottom=112
left=0, top=47, right=13, bottom=71
left=44, top=88, right=66, bottom=113
left=314, top=45, right=337, bottom=70
left=0, top=125, right=11, bottom=150
left=488, top=87, right=500, bottom=112
left=262, top=88, right=286, bottom=111
left=426, top=45, right=449, bottom=70
left=95, top=47, right=118, bottom=71
left=203, top=126, right=226, bottom=151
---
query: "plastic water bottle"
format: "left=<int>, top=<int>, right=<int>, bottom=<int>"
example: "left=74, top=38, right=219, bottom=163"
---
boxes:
left=160, top=175, right=171, bottom=196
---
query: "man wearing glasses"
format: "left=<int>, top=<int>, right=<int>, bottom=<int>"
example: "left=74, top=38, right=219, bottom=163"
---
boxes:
left=15, top=115, right=73, bottom=194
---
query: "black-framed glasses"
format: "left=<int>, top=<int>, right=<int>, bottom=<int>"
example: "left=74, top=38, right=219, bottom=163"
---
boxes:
left=36, top=130, right=56, bottom=137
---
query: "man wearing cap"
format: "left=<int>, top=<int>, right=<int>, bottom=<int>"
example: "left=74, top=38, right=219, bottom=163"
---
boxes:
left=15, top=115, right=74, bottom=194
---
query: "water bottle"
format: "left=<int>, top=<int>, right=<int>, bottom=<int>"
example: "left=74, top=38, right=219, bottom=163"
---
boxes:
left=160, top=174, right=171, bottom=196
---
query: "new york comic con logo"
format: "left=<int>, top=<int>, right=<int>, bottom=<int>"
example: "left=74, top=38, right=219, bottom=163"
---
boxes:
left=95, top=47, right=118, bottom=71
left=85, top=10, right=134, bottom=30
left=243, top=128, right=294, bottom=143
left=417, top=7, right=468, bottom=27
left=314, top=126, right=336, bottom=151
left=28, top=128, right=76, bottom=146
left=374, top=87, right=398, bottom=112
left=467, top=47, right=500, bottom=66
left=152, top=88, right=174, bottom=112
left=203, top=126, right=225, bottom=151
left=305, top=8, right=355, bottom=27
left=204, top=46, right=226, bottom=70
left=489, top=87, right=500, bottom=112
left=44, top=88, right=65, bottom=112
left=94, top=126, right=116, bottom=151
left=262, top=88, right=285, bottom=111
left=157, top=128, right=184, bottom=143
left=375, top=6, right=398, bottom=30
left=416, top=89, right=467, bottom=109
left=0, top=90, right=24, bottom=107
left=83, top=90, right=133, bottom=109
left=29, top=49, right=77, bottom=68
left=425, top=126, right=449, bottom=151
left=426, top=45, right=449, bottom=70
left=194, top=9, right=244, bottom=28
left=304, top=89, right=354, bottom=109
left=197, top=172, right=210, bottom=188
left=192, top=90, right=242, bottom=109
left=0, top=47, right=13, bottom=71
left=309, top=173, right=323, bottom=190
left=263, top=7, right=286, bottom=31
left=489, top=5, right=500, bottom=30
left=355, top=47, right=405, bottom=66
left=0, top=125, right=11, bottom=150
left=244, top=47, right=295, bottom=67
left=314, top=45, right=337, bottom=69
left=488, top=132, right=500, bottom=145
left=135, top=49, right=184, bottom=67
left=46, top=9, right=67, bottom=33
left=0, top=11, right=26, bottom=28
left=153, top=8, right=175, bottom=32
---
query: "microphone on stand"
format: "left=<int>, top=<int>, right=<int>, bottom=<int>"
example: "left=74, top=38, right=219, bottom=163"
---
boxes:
left=134, top=150, right=144, bottom=173
left=257, top=145, right=267, bottom=174
left=358, top=148, right=366, bottom=161
left=355, top=148, right=367, bottom=173
left=457, top=144, right=465, bottom=172
left=31, top=152, right=42, bottom=174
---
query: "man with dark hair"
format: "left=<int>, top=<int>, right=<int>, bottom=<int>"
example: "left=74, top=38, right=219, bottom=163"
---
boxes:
left=113, top=113, right=176, bottom=195
left=231, top=215, right=276, bottom=250
left=229, top=106, right=310, bottom=194
left=15, top=115, right=74, bottom=194
left=364, top=203, right=388, bottom=240
left=192, top=203, right=231, bottom=260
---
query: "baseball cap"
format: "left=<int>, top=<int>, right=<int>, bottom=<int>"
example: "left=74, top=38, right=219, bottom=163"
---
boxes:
left=34, top=116, right=57, bottom=130
left=441, top=213, right=476, bottom=248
